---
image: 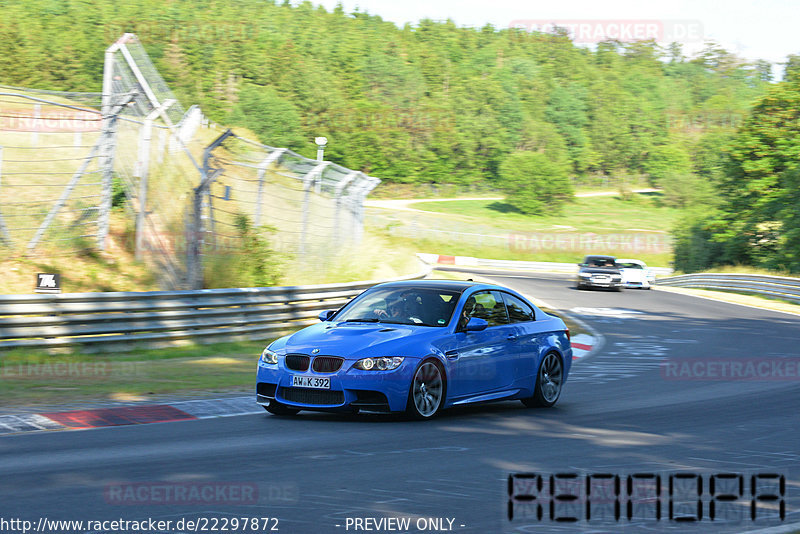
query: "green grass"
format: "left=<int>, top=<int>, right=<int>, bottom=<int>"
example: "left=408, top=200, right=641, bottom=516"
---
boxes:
left=410, top=193, right=680, bottom=234
left=0, top=340, right=271, bottom=406
left=366, top=192, right=677, bottom=267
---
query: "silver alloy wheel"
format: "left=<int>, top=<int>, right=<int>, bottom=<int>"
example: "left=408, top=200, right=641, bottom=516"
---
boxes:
left=412, top=361, right=443, bottom=417
left=539, top=353, right=563, bottom=404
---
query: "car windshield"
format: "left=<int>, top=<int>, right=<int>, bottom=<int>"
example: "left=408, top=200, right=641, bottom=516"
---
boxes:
left=618, top=262, right=643, bottom=269
left=587, top=258, right=616, bottom=267
left=334, top=286, right=461, bottom=327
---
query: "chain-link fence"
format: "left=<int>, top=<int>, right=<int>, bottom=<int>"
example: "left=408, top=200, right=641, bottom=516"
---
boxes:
left=0, top=88, right=107, bottom=254
left=1, top=34, right=380, bottom=290
left=205, top=132, right=378, bottom=254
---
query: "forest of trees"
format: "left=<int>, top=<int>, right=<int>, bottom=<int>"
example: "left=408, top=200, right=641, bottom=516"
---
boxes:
left=0, top=0, right=798, bottom=271
left=0, top=1, right=769, bottom=182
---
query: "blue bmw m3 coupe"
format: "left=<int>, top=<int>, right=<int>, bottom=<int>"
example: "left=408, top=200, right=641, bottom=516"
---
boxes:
left=256, top=280, right=572, bottom=419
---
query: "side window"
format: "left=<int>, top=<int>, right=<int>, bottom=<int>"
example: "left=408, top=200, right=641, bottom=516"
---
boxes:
left=467, top=290, right=509, bottom=327
left=501, top=293, right=535, bottom=323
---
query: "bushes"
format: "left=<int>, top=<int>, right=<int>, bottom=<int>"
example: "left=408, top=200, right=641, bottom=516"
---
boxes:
left=672, top=212, right=724, bottom=273
left=203, top=214, right=282, bottom=288
left=498, top=151, right=572, bottom=216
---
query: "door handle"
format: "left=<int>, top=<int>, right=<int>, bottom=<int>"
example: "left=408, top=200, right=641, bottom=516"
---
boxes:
left=507, top=334, right=518, bottom=341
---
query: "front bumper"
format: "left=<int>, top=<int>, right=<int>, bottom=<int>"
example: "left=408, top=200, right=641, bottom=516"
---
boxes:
left=579, top=276, right=622, bottom=288
left=622, top=280, right=650, bottom=288
left=256, top=358, right=418, bottom=413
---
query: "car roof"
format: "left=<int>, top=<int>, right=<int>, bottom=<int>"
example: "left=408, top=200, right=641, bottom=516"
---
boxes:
left=374, top=279, right=482, bottom=293
left=584, top=255, right=616, bottom=261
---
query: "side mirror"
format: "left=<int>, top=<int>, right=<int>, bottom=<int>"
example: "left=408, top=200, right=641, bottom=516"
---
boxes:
left=318, top=310, right=336, bottom=322
left=465, top=317, right=488, bottom=332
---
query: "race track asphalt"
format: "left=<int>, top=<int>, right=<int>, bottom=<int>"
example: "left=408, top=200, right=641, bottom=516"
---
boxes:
left=1, top=272, right=798, bottom=534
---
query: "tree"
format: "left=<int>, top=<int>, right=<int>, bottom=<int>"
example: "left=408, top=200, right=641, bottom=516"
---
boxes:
left=228, top=84, right=305, bottom=149
left=643, top=143, right=692, bottom=186
left=545, top=83, right=590, bottom=173
left=498, top=151, right=572, bottom=215
left=676, top=74, right=800, bottom=272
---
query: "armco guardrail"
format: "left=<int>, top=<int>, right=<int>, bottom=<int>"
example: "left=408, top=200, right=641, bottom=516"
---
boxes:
left=656, top=273, right=800, bottom=304
left=0, top=269, right=430, bottom=352
left=417, top=253, right=673, bottom=276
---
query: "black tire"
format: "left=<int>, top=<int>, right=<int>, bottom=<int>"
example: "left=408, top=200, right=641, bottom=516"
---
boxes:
left=406, top=359, right=445, bottom=419
left=265, top=400, right=300, bottom=416
left=614, top=285, right=623, bottom=292
left=522, top=352, right=564, bottom=408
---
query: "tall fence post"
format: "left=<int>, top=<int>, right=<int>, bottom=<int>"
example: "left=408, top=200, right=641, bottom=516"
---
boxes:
left=135, top=101, right=174, bottom=260
left=31, top=103, right=40, bottom=146
left=299, top=161, right=330, bottom=258
left=334, top=171, right=359, bottom=247
left=135, top=121, right=151, bottom=260
left=187, top=129, right=233, bottom=289
left=97, top=44, right=118, bottom=252
left=253, top=148, right=285, bottom=227
left=97, top=93, right=132, bottom=251
left=0, top=146, right=12, bottom=246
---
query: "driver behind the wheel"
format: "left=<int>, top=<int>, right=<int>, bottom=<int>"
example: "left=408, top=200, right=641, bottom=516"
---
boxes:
left=375, top=292, right=411, bottom=319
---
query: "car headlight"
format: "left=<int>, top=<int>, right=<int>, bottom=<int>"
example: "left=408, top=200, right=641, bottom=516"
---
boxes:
left=579, top=272, right=592, bottom=277
left=260, top=347, right=278, bottom=365
left=354, top=357, right=404, bottom=371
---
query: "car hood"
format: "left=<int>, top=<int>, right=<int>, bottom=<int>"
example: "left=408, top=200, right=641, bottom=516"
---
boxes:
left=272, top=321, right=442, bottom=358
left=580, top=267, right=620, bottom=274
left=620, top=268, right=646, bottom=280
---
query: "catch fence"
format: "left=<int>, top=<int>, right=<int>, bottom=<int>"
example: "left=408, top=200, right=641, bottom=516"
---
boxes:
left=1, top=34, right=381, bottom=290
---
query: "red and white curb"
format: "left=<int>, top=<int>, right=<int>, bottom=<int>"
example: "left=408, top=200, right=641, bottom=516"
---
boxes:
left=570, top=333, right=595, bottom=360
left=0, top=396, right=261, bottom=436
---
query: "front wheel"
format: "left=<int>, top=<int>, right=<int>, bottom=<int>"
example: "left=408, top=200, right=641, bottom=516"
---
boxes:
left=522, top=352, right=564, bottom=408
left=406, top=360, right=445, bottom=419
left=265, top=400, right=300, bottom=416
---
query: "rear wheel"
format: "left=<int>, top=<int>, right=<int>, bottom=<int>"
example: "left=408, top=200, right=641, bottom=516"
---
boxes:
left=406, top=360, right=445, bottom=419
left=522, top=352, right=563, bottom=408
left=265, top=400, right=300, bottom=416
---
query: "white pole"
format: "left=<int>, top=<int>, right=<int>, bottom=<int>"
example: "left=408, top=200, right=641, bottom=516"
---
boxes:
left=0, top=145, right=11, bottom=245
left=31, top=104, right=40, bottom=146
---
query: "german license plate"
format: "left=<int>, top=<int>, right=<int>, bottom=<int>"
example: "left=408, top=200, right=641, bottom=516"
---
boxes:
left=292, top=375, right=330, bottom=389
